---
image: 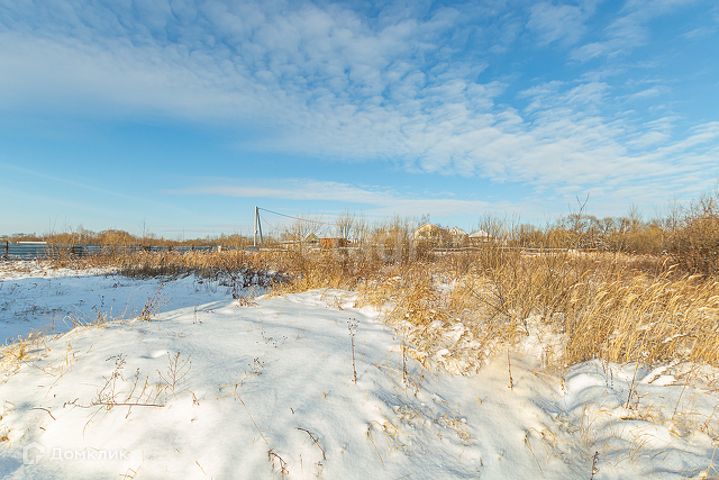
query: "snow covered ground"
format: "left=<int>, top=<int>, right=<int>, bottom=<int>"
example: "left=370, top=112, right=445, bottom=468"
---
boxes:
left=0, top=261, right=268, bottom=344
left=0, top=262, right=717, bottom=479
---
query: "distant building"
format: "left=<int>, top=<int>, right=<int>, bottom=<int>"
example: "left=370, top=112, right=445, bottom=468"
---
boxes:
left=319, top=237, right=349, bottom=249
left=468, top=229, right=493, bottom=245
left=413, top=224, right=470, bottom=247
left=413, top=223, right=444, bottom=241
left=447, top=227, right=467, bottom=237
left=447, top=227, right=468, bottom=247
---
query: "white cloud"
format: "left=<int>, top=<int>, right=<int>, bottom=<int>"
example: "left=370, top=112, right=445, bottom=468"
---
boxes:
left=571, top=0, right=702, bottom=60
left=172, top=180, right=493, bottom=218
left=527, top=1, right=597, bottom=46
left=627, top=86, right=670, bottom=100
left=0, top=0, right=717, bottom=216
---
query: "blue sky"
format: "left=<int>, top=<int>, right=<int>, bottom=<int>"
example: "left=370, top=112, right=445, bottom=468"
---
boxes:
left=1, top=0, right=718, bottom=237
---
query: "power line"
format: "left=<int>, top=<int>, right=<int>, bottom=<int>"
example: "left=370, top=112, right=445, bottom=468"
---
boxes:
left=253, top=206, right=346, bottom=247
left=257, top=207, right=336, bottom=226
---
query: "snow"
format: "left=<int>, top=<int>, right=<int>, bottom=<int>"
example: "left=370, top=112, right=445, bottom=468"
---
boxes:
left=0, top=263, right=717, bottom=479
left=0, top=261, right=114, bottom=281
left=0, top=261, right=269, bottom=344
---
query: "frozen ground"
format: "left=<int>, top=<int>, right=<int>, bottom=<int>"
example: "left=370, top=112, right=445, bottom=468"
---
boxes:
left=0, top=261, right=267, bottom=343
left=0, top=262, right=717, bottom=479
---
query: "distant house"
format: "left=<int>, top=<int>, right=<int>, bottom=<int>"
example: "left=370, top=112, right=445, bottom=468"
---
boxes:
left=413, top=224, right=471, bottom=247
left=319, top=237, right=349, bottom=249
left=447, top=227, right=469, bottom=247
left=413, top=223, right=444, bottom=241
left=304, top=233, right=319, bottom=244
left=413, top=224, right=475, bottom=247
left=447, top=227, right=467, bottom=237
left=468, top=229, right=493, bottom=245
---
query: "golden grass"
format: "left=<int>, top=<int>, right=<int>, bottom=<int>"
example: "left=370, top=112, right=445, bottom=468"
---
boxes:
left=42, top=235, right=719, bottom=370
left=279, top=248, right=719, bottom=369
left=0, top=333, right=47, bottom=376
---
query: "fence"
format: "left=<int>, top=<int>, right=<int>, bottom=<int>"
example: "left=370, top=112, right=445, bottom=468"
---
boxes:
left=1, top=240, right=601, bottom=261
left=1, top=242, right=218, bottom=260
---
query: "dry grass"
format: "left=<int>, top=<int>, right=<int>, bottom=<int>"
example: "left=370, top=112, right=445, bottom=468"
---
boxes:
left=273, top=247, right=719, bottom=369
left=457, top=253, right=718, bottom=367
left=0, top=333, right=48, bottom=376
left=38, top=219, right=719, bottom=371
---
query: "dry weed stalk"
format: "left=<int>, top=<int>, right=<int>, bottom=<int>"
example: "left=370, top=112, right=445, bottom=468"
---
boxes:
left=401, top=342, right=409, bottom=388
left=157, top=352, right=192, bottom=394
left=268, top=449, right=289, bottom=477
left=137, top=286, right=163, bottom=321
left=507, top=349, right=514, bottom=390
left=625, top=362, right=641, bottom=409
left=348, top=318, right=358, bottom=384
left=590, top=451, right=600, bottom=480
left=296, top=426, right=327, bottom=460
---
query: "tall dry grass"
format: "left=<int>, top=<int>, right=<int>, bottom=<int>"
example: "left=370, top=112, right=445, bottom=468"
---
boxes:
left=273, top=247, right=719, bottom=369
left=42, top=205, right=719, bottom=371
left=446, top=252, right=719, bottom=366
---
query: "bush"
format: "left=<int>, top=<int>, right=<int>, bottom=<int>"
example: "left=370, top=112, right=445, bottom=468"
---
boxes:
left=671, top=212, right=719, bottom=276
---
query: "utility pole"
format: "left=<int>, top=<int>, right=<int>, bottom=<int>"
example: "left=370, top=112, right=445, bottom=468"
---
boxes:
left=258, top=208, right=263, bottom=245
left=254, top=206, right=258, bottom=248
left=253, top=206, right=264, bottom=248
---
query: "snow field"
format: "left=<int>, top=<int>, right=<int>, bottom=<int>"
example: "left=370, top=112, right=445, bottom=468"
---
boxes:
left=0, top=265, right=716, bottom=479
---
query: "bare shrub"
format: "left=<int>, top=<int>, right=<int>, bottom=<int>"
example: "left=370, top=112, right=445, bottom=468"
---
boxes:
left=670, top=193, right=719, bottom=276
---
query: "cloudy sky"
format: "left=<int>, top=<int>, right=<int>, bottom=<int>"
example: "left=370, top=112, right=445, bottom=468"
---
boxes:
left=1, top=0, right=717, bottom=236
